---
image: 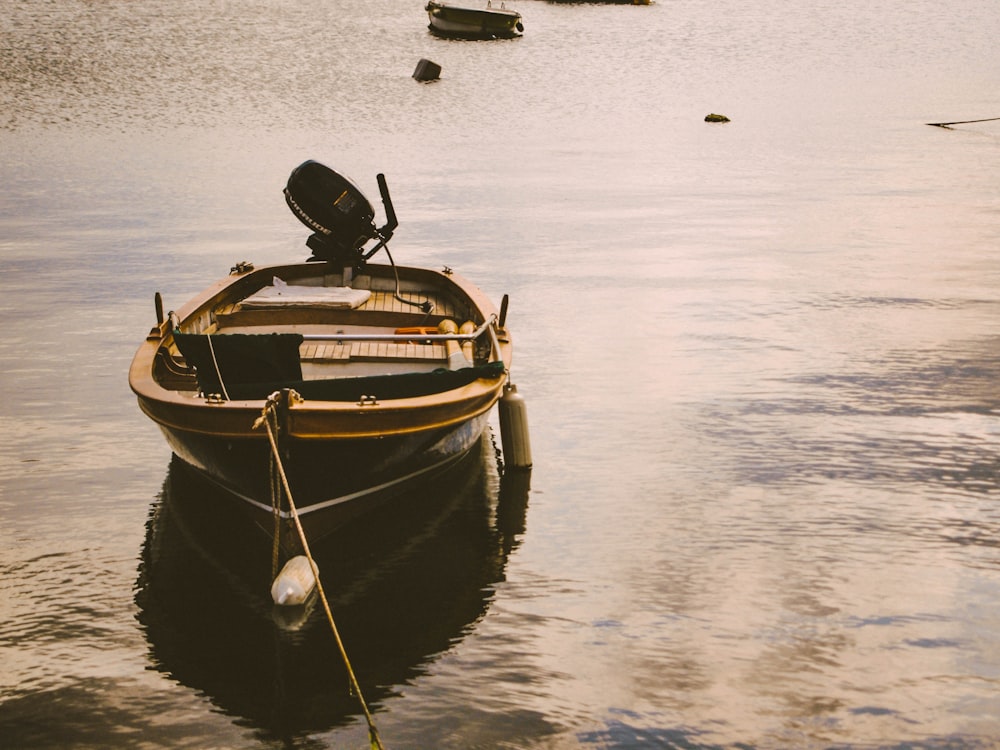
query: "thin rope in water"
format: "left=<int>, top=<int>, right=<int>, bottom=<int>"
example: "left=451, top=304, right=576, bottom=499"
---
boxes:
left=927, top=116, right=1000, bottom=128
left=253, top=393, right=386, bottom=750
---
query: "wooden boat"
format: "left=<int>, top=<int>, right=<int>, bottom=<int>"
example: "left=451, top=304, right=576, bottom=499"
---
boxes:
left=425, top=0, right=523, bottom=39
left=129, top=160, right=516, bottom=544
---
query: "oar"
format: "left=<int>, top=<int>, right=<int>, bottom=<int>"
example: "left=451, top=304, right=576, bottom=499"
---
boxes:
left=927, top=116, right=1000, bottom=129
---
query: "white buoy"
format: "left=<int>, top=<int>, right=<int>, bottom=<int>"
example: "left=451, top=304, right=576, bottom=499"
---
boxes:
left=499, top=381, right=532, bottom=469
left=270, top=555, right=317, bottom=606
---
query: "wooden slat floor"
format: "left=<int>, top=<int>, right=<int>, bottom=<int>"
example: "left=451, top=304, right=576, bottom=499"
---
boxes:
left=217, top=287, right=466, bottom=363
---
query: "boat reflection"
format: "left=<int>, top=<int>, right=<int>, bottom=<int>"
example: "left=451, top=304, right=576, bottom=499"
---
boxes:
left=134, top=435, right=530, bottom=738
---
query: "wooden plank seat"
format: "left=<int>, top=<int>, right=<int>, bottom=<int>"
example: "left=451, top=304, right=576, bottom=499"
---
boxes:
left=300, top=340, right=448, bottom=363
left=215, top=289, right=472, bottom=330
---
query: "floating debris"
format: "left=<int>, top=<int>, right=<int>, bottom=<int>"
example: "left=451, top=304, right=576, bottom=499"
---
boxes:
left=413, top=58, right=442, bottom=82
left=704, top=113, right=730, bottom=123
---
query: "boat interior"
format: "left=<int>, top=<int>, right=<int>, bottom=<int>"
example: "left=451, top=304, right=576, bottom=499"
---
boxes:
left=156, top=269, right=503, bottom=402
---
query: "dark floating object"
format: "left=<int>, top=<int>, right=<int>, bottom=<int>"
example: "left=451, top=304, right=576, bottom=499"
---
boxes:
left=927, top=116, right=1000, bottom=129
left=413, top=58, right=442, bottom=82
left=704, top=113, right=730, bottom=123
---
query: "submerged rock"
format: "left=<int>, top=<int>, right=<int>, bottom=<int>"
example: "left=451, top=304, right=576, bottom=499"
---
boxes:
left=704, top=113, right=730, bottom=123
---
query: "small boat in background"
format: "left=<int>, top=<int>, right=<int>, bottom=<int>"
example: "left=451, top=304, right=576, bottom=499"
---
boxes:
left=425, top=0, right=524, bottom=39
left=130, top=160, right=522, bottom=546
left=548, top=0, right=649, bottom=4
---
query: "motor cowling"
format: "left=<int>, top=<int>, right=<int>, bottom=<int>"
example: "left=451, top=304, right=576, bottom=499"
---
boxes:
left=284, top=160, right=377, bottom=263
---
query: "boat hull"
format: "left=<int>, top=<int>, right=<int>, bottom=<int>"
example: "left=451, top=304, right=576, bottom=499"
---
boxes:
left=155, top=411, right=491, bottom=543
left=135, top=433, right=526, bottom=732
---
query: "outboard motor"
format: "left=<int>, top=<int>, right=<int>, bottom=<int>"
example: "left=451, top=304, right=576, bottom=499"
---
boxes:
left=283, top=160, right=398, bottom=268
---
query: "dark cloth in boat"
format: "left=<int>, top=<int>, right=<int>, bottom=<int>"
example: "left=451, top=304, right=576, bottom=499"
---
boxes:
left=174, top=332, right=305, bottom=396
left=285, top=360, right=507, bottom=402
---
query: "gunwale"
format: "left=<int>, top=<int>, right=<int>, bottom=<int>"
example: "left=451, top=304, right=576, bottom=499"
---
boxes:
left=128, top=260, right=513, bottom=442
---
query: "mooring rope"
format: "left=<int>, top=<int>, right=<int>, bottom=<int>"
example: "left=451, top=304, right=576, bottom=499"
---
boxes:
left=267, top=407, right=282, bottom=579
left=927, top=116, right=1000, bottom=128
left=253, top=392, right=386, bottom=750
left=204, top=334, right=230, bottom=401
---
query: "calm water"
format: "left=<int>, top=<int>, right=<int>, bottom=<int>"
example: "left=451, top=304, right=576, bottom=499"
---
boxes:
left=3, top=0, right=1000, bottom=747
